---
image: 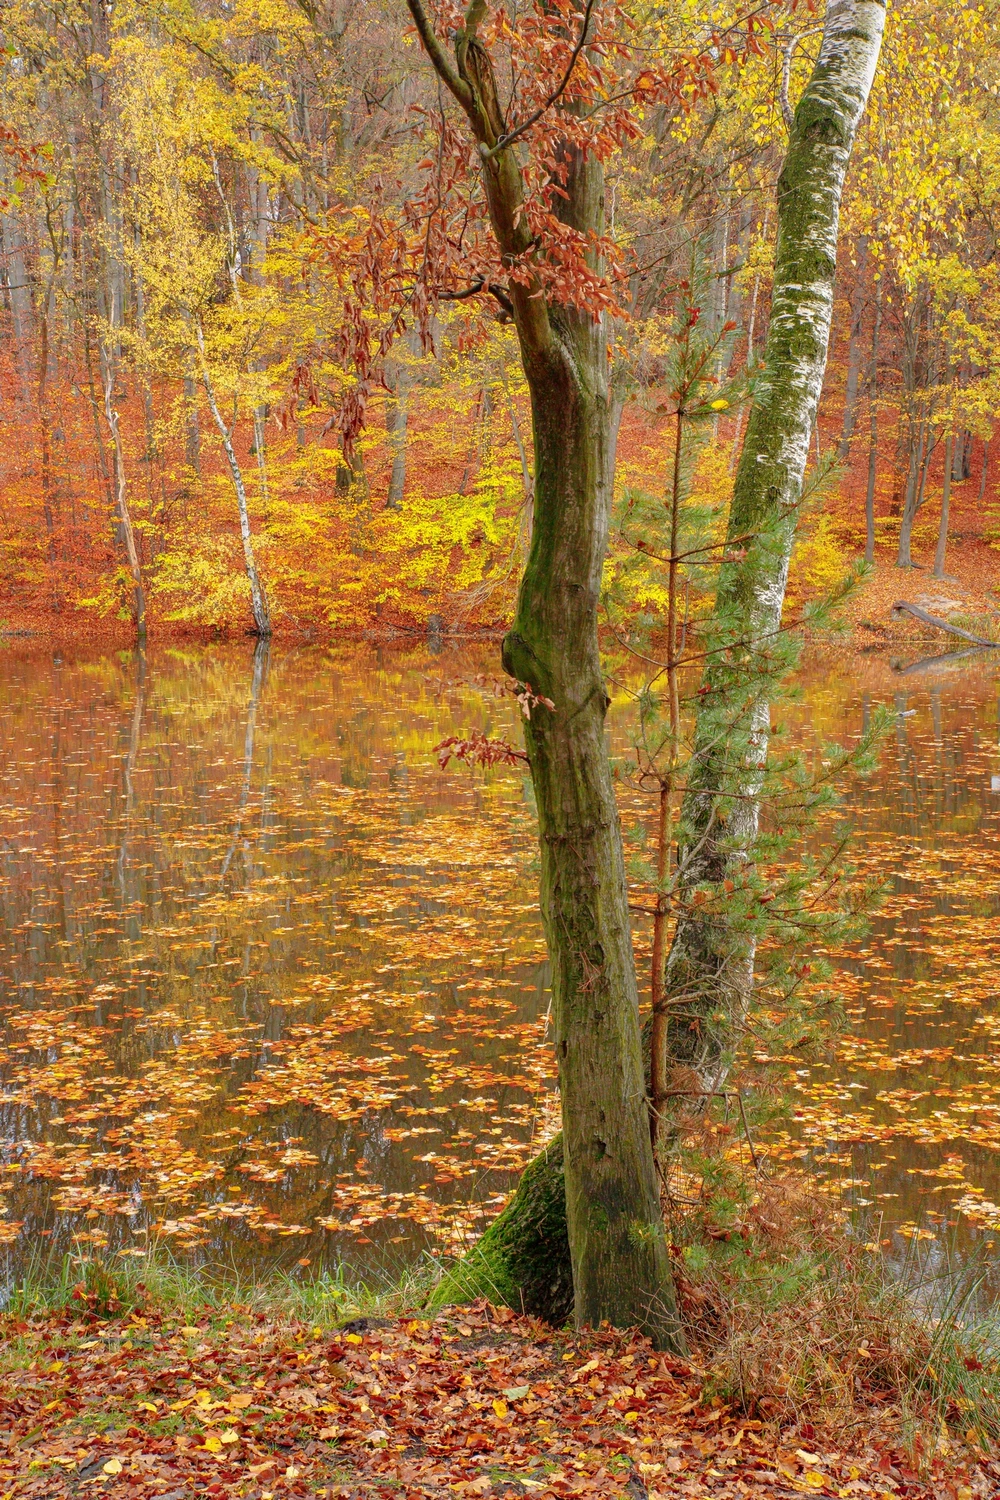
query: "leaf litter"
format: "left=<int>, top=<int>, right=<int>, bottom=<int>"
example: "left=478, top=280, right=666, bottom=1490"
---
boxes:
left=1, top=1298, right=995, bottom=1499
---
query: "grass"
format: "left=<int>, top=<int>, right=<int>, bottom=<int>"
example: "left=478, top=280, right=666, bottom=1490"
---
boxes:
left=3, top=1239, right=439, bottom=1331
left=4, top=1185, right=999, bottom=1462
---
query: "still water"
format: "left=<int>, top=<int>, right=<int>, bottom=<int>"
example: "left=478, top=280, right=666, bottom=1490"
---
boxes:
left=1, top=640, right=1000, bottom=1292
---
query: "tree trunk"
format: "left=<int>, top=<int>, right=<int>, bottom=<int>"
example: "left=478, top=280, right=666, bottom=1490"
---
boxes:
left=501, top=296, right=678, bottom=1344
left=102, top=356, right=147, bottom=646
left=384, top=351, right=411, bottom=511
left=406, top=1, right=679, bottom=1348
left=198, top=329, right=271, bottom=638
left=661, top=0, right=885, bottom=1103
left=897, top=411, right=929, bottom=568
left=838, top=235, right=867, bottom=459
left=934, top=435, right=953, bottom=579
left=864, top=281, right=883, bottom=563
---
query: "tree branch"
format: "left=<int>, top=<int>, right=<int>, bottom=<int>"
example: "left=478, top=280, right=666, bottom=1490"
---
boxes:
left=438, top=276, right=515, bottom=318
left=405, top=0, right=474, bottom=113
left=780, top=26, right=823, bottom=132
left=483, top=0, right=597, bottom=159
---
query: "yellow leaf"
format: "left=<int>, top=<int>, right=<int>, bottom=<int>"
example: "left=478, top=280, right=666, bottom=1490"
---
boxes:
left=220, top=1429, right=240, bottom=1444
left=802, top=1473, right=827, bottom=1490
left=710, top=398, right=730, bottom=410
left=203, top=1436, right=223, bottom=1454
left=102, top=1458, right=123, bottom=1476
left=492, top=1399, right=508, bottom=1420
left=229, top=1394, right=253, bottom=1410
left=623, top=1410, right=639, bottom=1424
left=344, top=1333, right=363, bottom=1345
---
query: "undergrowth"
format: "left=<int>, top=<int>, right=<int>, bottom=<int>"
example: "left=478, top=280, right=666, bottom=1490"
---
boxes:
left=3, top=1242, right=437, bottom=1330
left=670, top=1168, right=1000, bottom=1453
left=5, top=1187, right=998, bottom=1458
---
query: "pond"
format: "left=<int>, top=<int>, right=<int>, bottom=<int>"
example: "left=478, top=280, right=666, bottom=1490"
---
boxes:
left=2, top=639, right=1000, bottom=1297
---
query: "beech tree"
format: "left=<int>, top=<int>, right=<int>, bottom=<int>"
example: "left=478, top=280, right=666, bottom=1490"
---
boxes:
left=401, top=0, right=713, bottom=1352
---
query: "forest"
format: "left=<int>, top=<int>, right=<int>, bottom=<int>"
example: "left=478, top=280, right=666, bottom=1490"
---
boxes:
left=3, top=1, right=1000, bottom=1499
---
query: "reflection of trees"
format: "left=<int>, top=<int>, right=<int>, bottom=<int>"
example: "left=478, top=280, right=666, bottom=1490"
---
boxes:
left=221, top=639, right=270, bottom=883
left=116, top=649, right=147, bottom=943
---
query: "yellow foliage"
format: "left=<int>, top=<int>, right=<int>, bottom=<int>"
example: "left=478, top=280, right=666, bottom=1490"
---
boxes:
left=788, top=514, right=850, bottom=599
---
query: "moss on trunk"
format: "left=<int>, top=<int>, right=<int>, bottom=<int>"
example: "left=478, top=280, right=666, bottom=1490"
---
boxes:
left=429, top=1136, right=572, bottom=1325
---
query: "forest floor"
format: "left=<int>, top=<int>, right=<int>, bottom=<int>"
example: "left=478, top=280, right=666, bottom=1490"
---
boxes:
left=837, top=539, right=1000, bottom=655
left=2, top=1292, right=997, bottom=1500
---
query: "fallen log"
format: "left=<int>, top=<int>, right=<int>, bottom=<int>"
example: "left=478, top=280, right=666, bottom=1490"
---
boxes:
left=890, top=600, right=997, bottom=647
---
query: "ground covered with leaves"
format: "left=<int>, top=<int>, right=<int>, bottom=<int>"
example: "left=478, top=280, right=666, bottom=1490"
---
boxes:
left=2, top=1296, right=996, bottom=1500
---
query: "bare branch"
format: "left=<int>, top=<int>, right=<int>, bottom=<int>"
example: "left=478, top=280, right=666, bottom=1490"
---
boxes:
left=405, top=0, right=474, bottom=114
left=437, top=276, right=515, bottom=317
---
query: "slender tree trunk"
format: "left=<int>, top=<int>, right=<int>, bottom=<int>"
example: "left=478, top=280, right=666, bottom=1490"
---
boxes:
left=934, top=435, right=953, bottom=579
left=501, top=252, right=678, bottom=1348
left=384, top=351, right=410, bottom=511
left=864, top=281, right=883, bottom=563
left=405, top=2, right=680, bottom=1347
left=184, top=369, right=201, bottom=475
left=102, top=356, right=147, bottom=645
left=662, top=0, right=886, bottom=1099
left=898, top=411, right=929, bottom=568
left=197, top=328, right=271, bottom=638
left=838, top=234, right=867, bottom=459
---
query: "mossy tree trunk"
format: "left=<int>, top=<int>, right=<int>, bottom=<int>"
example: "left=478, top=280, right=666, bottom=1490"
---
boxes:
left=430, top=0, right=885, bottom=1326
left=662, top=0, right=886, bottom=1102
left=406, top=0, right=680, bottom=1350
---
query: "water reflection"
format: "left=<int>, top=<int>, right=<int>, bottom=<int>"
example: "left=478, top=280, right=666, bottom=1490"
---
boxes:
left=2, top=642, right=1000, bottom=1296
left=0, top=643, right=552, bottom=1285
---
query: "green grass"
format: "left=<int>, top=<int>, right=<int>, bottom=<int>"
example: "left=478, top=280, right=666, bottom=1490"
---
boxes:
left=3, top=1241, right=440, bottom=1331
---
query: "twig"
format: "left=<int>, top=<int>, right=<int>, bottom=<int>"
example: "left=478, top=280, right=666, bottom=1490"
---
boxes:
left=483, top=0, right=597, bottom=159
left=737, top=1089, right=762, bottom=1172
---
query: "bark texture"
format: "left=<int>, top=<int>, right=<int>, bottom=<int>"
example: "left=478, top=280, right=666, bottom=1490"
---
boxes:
left=425, top=0, right=884, bottom=1331
left=407, top=0, right=679, bottom=1349
left=662, top=0, right=885, bottom=1097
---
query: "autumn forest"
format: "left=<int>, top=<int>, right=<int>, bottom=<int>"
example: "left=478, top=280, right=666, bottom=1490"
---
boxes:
left=4, top=2, right=1000, bottom=1498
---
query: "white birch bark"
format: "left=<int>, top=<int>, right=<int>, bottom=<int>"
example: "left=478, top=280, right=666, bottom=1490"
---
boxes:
left=102, top=353, right=147, bottom=645
left=661, top=0, right=886, bottom=1096
left=196, top=323, right=272, bottom=638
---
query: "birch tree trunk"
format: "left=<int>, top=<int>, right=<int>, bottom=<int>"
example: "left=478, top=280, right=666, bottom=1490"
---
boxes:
left=102, top=355, right=147, bottom=646
left=660, top=0, right=885, bottom=1104
left=197, top=328, right=272, bottom=639
left=934, top=435, right=954, bottom=579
